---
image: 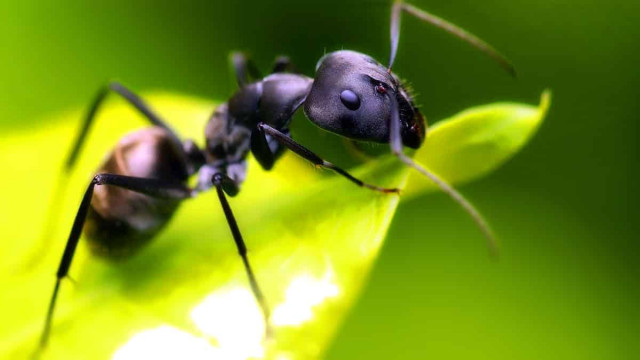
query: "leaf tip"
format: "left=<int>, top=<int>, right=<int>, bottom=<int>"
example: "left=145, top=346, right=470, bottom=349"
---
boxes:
left=540, top=89, right=552, bottom=116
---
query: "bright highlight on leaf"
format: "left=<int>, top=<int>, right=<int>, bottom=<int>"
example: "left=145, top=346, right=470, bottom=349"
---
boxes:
left=0, top=91, right=548, bottom=360
left=112, top=326, right=219, bottom=360
left=190, top=287, right=266, bottom=359
left=272, top=271, right=340, bottom=327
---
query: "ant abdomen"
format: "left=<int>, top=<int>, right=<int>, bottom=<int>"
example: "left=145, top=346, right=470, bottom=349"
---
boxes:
left=84, top=127, right=188, bottom=258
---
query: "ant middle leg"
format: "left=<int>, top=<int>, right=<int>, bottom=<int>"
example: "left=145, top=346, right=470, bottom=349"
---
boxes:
left=254, top=123, right=399, bottom=193
left=211, top=173, right=271, bottom=335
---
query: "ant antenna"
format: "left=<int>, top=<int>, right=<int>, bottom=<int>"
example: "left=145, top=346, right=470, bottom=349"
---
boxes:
left=388, top=0, right=516, bottom=77
left=401, top=154, right=499, bottom=257
left=388, top=94, right=499, bottom=258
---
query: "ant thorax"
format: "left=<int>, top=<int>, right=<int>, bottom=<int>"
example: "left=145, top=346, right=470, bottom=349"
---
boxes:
left=196, top=103, right=251, bottom=192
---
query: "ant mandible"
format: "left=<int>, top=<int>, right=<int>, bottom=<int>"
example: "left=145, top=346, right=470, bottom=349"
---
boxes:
left=39, top=0, right=515, bottom=351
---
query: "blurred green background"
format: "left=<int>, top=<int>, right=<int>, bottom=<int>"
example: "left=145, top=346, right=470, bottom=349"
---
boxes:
left=1, top=0, right=637, bottom=359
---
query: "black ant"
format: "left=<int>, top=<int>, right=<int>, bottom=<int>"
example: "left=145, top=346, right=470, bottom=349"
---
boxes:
left=38, top=0, right=515, bottom=352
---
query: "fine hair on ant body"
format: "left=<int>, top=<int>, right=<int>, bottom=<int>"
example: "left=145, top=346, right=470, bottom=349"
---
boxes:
left=38, top=0, right=515, bottom=352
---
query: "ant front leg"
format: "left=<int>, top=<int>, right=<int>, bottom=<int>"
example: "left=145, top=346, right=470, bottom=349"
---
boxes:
left=255, top=123, right=399, bottom=193
left=39, top=174, right=191, bottom=351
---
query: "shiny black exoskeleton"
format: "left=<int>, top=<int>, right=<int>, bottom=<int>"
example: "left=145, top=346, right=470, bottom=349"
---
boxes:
left=39, top=0, right=515, bottom=351
left=198, top=49, right=426, bottom=195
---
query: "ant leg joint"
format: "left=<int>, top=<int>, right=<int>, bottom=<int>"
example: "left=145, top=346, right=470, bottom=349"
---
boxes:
left=211, top=173, right=240, bottom=197
left=391, top=147, right=404, bottom=157
left=211, top=173, right=224, bottom=186
left=92, top=174, right=105, bottom=185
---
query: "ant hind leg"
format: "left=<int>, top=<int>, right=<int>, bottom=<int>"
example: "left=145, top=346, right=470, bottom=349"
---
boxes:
left=67, top=81, right=181, bottom=171
left=38, top=174, right=191, bottom=352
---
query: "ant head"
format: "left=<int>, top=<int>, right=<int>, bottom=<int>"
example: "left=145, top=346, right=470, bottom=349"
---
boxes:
left=304, top=50, right=425, bottom=149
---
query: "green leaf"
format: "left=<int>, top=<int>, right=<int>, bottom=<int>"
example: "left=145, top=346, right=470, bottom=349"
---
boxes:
left=404, top=90, right=551, bottom=197
left=0, top=91, right=548, bottom=359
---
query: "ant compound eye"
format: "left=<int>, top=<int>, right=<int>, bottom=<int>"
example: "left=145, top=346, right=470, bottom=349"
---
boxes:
left=339, top=89, right=361, bottom=110
left=375, top=84, right=387, bottom=95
